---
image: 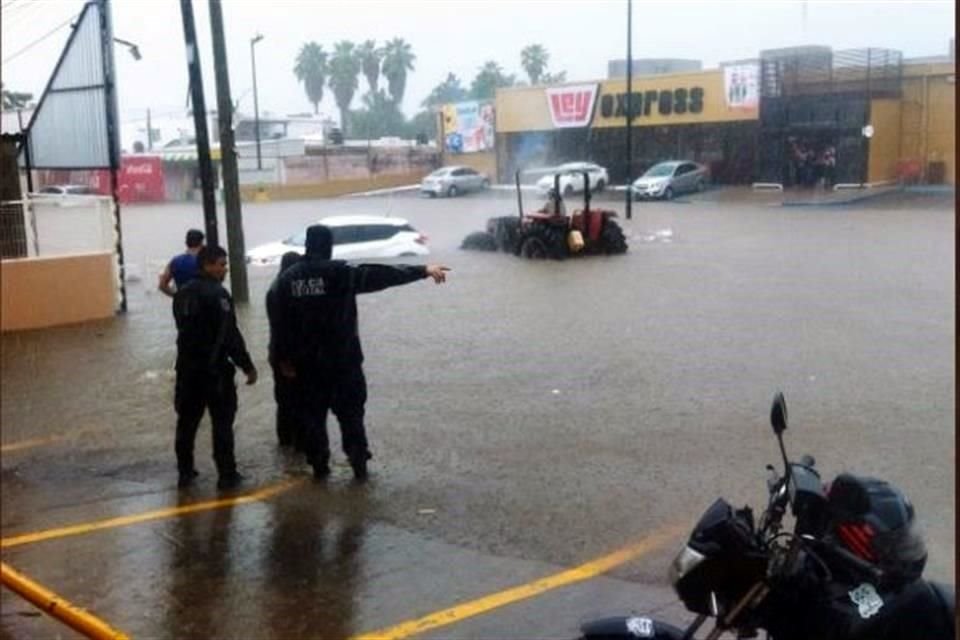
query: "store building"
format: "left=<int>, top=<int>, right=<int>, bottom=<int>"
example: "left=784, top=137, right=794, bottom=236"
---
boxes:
left=487, top=43, right=954, bottom=187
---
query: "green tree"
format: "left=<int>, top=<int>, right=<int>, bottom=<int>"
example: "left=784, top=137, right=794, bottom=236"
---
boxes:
left=520, top=44, right=549, bottom=85
left=469, top=61, right=515, bottom=100
left=381, top=37, right=416, bottom=105
left=328, top=41, right=361, bottom=135
left=541, top=70, right=568, bottom=84
left=1, top=84, right=33, bottom=110
left=357, top=40, right=383, bottom=95
left=421, top=73, right=468, bottom=108
left=406, top=109, right=437, bottom=141
left=351, top=89, right=406, bottom=139
left=293, top=42, right=328, bottom=114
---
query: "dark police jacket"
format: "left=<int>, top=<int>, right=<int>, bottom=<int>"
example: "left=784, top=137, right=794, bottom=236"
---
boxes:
left=273, top=258, right=428, bottom=372
left=173, top=275, right=255, bottom=376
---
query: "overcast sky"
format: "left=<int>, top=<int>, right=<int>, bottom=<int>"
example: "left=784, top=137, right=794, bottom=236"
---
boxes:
left=1, top=0, right=955, bottom=131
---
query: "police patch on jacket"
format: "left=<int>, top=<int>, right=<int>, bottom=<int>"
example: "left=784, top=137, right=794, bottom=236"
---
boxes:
left=291, top=278, right=326, bottom=297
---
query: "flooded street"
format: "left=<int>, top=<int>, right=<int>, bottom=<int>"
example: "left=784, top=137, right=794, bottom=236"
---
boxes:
left=1, top=189, right=954, bottom=638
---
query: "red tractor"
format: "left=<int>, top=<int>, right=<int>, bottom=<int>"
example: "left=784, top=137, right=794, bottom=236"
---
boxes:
left=462, top=170, right=627, bottom=259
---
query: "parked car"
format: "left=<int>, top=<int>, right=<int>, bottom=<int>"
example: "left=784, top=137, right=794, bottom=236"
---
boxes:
left=33, top=184, right=98, bottom=208
left=631, top=161, right=709, bottom=200
left=535, top=162, right=609, bottom=196
left=420, top=166, right=490, bottom=197
left=245, top=215, right=429, bottom=266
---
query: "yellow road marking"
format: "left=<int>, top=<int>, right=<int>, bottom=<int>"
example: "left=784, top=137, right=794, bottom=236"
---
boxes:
left=1, top=435, right=67, bottom=453
left=1, top=561, right=130, bottom=639
left=0, top=477, right=304, bottom=549
left=351, top=523, right=686, bottom=640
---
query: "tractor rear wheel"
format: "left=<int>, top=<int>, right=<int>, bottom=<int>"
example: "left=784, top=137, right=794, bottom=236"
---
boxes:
left=516, top=225, right=565, bottom=260
left=599, top=220, right=628, bottom=255
left=488, top=216, right=521, bottom=253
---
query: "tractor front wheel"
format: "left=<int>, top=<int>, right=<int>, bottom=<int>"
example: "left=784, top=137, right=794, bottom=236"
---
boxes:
left=599, top=220, right=628, bottom=255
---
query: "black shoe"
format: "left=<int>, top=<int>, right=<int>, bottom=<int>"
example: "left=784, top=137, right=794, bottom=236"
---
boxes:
left=177, top=469, right=199, bottom=489
left=313, top=463, right=330, bottom=480
left=349, top=451, right=371, bottom=481
left=217, top=472, right=244, bottom=490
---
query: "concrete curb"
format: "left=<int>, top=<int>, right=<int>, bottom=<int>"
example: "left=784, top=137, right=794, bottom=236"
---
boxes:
left=781, top=186, right=903, bottom=207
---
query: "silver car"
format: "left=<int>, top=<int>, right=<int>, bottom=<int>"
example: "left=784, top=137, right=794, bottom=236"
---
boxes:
left=420, top=166, right=490, bottom=198
left=631, top=161, right=709, bottom=201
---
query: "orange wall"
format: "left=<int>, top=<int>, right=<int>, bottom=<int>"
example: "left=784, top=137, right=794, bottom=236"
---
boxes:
left=868, top=99, right=902, bottom=183
left=899, top=63, right=955, bottom=185
left=1, top=253, right=116, bottom=332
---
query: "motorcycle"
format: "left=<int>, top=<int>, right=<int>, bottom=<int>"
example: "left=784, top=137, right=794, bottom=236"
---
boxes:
left=579, top=393, right=955, bottom=639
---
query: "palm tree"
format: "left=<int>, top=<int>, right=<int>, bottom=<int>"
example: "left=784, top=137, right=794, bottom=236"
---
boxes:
left=357, top=40, right=383, bottom=95
left=328, top=41, right=361, bottom=135
left=293, top=42, right=328, bottom=114
left=381, top=38, right=416, bottom=105
left=520, top=44, right=549, bottom=85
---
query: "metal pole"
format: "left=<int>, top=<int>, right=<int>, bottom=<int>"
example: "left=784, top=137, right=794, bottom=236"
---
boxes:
left=16, top=110, right=33, bottom=193
left=209, top=0, right=249, bottom=303
left=146, top=108, right=152, bottom=151
left=179, top=0, right=218, bottom=246
left=100, top=0, right=128, bottom=313
left=251, top=36, right=263, bottom=171
left=625, top=0, right=633, bottom=220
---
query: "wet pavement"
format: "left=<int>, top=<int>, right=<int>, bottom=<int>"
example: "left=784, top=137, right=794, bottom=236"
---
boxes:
left=1, top=188, right=954, bottom=639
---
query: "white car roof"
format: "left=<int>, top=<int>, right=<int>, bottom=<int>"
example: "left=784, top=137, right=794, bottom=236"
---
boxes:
left=316, top=215, right=411, bottom=228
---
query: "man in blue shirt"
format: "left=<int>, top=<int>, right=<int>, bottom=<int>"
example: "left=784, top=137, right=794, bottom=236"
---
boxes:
left=159, top=229, right=204, bottom=297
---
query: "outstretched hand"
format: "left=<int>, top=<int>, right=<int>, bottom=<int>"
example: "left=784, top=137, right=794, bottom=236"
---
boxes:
left=425, top=265, right=451, bottom=284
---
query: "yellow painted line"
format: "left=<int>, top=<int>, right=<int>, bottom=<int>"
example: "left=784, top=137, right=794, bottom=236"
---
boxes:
left=1, top=435, right=67, bottom=453
left=1, top=477, right=304, bottom=549
left=1, top=561, right=129, bottom=639
left=352, top=523, right=686, bottom=640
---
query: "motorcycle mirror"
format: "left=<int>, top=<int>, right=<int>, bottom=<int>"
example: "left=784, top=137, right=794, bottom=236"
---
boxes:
left=770, top=392, right=788, bottom=435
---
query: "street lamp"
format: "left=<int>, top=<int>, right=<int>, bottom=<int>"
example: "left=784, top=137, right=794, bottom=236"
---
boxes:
left=113, top=37, right=142, bottom=60
left=250, top=33, right=263, bottom=170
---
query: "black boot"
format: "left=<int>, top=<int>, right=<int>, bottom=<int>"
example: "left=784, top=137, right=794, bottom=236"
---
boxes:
left=178, top=469, right=199, bottom=489
left=217, top=471, right=244, bottom=490
left=348, top=450, right=372, bottom=481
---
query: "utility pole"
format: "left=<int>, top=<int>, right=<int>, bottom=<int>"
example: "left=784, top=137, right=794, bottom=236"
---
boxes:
left=250, top=34, right=264, bottom=170
left=146, top=108, right=152, bottom=151
left=179, top=0, right=219, bottom=247
left=209, top=0, right=249, bottom=303
left=625, top=0, right=633, bottom=220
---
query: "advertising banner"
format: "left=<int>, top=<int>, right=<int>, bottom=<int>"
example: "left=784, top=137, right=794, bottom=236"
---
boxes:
left=723, top=63, right=760, bottom=110
left=442, top=101, right=495, bottom=154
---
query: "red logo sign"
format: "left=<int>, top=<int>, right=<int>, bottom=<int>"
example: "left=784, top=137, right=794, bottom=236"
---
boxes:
left=546, top=84, right=599, bottom=128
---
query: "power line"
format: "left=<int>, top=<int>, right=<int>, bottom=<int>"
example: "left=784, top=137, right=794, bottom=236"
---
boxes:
left=2, top=12, right=77, bottom=65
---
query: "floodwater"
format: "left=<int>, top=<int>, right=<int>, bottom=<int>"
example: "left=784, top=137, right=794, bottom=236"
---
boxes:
left=1, top=188, right=954, bottom=638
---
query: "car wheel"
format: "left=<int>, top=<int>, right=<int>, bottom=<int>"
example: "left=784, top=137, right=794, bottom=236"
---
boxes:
left=696, top=179, right=705, bottom=193
left=595, top=180, right=606, bottom=192
left=663, top=187, right=674, bottom=201
left=447, top=185, right=459, bottom=197
left=563, top=184, right=574, bottom=197
left=481, top=179, right=491, bottom=190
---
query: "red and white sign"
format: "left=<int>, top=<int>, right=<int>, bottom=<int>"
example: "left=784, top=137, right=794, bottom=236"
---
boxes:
left=546, top=84, right=599, bottom=128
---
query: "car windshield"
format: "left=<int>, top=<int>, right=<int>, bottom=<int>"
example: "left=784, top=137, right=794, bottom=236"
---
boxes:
left=643, top=164, right=677, bottom=178
left=429, top=169, right=450, bottom=177
left=284, top=231, right=306, bottom=246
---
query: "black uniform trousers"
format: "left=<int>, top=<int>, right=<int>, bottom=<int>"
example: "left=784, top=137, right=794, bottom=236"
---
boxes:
left=271, top=364, right=303, bottom=449
left=300, top=365, right=369, bottom=467
left=175, top=368, right=238, bottom=476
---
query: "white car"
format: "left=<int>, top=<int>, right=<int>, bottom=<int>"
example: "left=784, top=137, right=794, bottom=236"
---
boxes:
left=631, top=161, right=709, bottom=201
left=535, top=162, right=609, bottom=196
left=245, top=215, right=429, bottom=266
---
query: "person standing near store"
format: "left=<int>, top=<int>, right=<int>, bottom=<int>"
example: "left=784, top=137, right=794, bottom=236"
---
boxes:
left=272, top=225, right=450, bottom=481
left=159, top=228, right=204, bottom=297
left=173, top=245, right=258, bottom=490
left=266, top=251, right=303, bottom=450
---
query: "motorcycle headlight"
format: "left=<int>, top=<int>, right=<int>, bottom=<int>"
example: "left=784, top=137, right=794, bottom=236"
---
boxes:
left=668, top=545, right=706, bottom=586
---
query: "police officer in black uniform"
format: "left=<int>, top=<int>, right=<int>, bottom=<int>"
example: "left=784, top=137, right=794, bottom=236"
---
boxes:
left=173, top=245, right=258, bottom=490
left=272, top=225, right=449, bottom=481
left=266, top=251, right=303, bottom=449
